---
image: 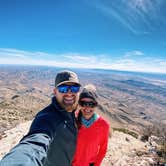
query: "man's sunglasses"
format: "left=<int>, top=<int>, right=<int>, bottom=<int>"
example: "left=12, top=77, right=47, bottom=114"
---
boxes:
left=57, top=84, right=80, bottom=93
left=79, top=101, right=97, bottom=108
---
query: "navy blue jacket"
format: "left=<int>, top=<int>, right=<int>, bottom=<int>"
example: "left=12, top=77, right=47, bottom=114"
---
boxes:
left=0, top=97, right=78, bottom=166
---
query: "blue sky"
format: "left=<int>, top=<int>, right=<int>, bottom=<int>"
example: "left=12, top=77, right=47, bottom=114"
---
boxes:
left=0, top=0, right=166, bottom=73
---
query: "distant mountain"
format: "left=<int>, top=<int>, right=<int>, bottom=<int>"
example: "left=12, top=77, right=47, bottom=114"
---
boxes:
left=0, top=65, right=166, bottom=133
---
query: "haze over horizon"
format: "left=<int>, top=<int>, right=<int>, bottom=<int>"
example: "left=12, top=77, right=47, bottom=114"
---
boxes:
left=0, top=0, right=166, bottom=74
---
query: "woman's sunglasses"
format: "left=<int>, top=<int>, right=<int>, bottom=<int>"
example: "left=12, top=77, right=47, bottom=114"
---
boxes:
left=57, top=84, right=80, bottom=93
left=79, top=100, right=97, bottom=108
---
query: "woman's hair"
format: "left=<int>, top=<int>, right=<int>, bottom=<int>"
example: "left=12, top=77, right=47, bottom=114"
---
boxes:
left=77, top=110, right=82, bottom=129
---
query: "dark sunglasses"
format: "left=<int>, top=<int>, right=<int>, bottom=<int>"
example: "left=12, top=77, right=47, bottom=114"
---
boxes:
left=57, top=84, right=80, bottom=93
left=79, top=101, right=97, bottom=108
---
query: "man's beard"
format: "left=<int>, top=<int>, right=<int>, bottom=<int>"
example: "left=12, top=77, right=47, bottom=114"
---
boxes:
left=59, top=98, right=78, bottom=112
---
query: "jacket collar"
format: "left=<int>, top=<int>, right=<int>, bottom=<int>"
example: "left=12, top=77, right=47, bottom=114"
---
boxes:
left=51, top=96, right=77, bottom=124
left=51, top=96, right=76, bottom=113
left=51, top=96, right=64, bottom=112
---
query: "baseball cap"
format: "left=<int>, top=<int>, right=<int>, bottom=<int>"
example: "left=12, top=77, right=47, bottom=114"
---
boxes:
left=55, top=70, right=81, bottom=87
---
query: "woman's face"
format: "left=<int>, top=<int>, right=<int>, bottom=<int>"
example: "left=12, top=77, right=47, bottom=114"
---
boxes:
left=79, top=98, right=97, bottom=120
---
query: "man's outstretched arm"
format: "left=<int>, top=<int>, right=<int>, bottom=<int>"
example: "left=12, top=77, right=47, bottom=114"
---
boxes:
left=0, top=132, right=51, bottom=166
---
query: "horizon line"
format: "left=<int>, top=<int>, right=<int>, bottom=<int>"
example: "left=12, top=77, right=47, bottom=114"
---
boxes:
left=0, top=63, right=165, bottom=75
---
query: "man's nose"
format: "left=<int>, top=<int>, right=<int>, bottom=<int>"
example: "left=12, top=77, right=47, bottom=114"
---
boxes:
left=66, top=89, right=73, bottom=94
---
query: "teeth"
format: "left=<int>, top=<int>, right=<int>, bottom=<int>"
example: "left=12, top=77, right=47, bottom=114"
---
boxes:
left=65, top=99, right=73, bottom=101
left=84, top=110, right=91, bottom=113
left=64, top=97, right=74, bottom=104
left=65, top=97, right=74, bottom=100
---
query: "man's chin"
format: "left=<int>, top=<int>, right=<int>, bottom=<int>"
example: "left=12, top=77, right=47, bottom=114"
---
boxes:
left=64, top=104, right=77, bottom=112
left=65, top=105, right=75, bottom=112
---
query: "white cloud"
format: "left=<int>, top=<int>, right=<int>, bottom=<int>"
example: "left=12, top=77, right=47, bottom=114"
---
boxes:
left=88, top=0, right=165, bottom=35
left=0, top=48, right=38, bottom=57
left=0, top=48, right=165, bottom=74
left=64, top=54, right=96, bottom=61
left=93, top=2, right=141, bottom=34
left=0, top=48, right=56, bottom=59
left=124, top=50, right=144, bottom=57
left=159, top=61, right=166, bottom=66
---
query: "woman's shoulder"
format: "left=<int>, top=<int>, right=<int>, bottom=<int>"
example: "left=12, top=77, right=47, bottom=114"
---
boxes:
left=96, top=116, right=110, bottom=129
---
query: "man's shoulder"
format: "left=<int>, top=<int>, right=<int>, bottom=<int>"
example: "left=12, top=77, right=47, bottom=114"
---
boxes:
left=28, top=104, right=63, bottom=139
left=37, top=104, right=54, bottom=116
left=36, top=100, right=60, bottom=117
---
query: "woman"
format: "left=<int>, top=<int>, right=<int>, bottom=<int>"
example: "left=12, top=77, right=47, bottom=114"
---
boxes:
left=72, top=84, right=110, bottom=166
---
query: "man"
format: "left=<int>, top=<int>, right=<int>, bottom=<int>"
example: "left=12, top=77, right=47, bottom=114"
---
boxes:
left=0, top=70, right=81, bottom=166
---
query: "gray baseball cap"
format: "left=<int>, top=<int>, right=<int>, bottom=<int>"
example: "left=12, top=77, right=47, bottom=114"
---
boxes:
left=55, top=70, right=81, bottom=87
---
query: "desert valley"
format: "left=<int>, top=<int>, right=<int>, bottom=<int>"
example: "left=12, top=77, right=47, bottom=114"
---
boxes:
left=0, top=65, right=166, bottom=165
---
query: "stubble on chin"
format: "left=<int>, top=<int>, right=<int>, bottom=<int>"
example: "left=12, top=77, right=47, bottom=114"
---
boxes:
left=59, top=100, right=78, bottom=112
left=65, top=103, right=78, bottom=112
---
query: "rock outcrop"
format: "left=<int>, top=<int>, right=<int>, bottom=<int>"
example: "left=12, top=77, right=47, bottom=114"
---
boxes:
left=0, top=121, right=159, bottom=165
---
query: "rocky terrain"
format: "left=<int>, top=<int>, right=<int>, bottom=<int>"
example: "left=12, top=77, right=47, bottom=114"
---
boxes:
left=0, top=65, right=166, bottom=165
left=0, top=121, right=160, bottom=165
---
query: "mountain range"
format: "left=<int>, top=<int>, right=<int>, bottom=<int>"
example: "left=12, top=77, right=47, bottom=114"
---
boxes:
left=0, top=65, right=166, bottom=134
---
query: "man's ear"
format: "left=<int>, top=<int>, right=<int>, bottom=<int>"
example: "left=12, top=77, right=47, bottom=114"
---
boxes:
left=53, top=88, right=57, bottom=96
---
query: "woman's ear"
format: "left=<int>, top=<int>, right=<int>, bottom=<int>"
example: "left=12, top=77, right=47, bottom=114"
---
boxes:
left=75, top=105, right=81, bottom=116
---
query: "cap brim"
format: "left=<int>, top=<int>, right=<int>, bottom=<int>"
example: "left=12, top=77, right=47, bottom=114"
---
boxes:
left=56, top=81, right=81, bottom=87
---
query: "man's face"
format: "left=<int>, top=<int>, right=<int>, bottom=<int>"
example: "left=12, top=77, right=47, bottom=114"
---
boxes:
left=54, top=83, right=80, bottom=112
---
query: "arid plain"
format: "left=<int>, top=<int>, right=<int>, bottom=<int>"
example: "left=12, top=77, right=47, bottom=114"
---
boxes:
left=0, top=65, right=166, bottom=165
left=0, top=65, right=165, bottom=134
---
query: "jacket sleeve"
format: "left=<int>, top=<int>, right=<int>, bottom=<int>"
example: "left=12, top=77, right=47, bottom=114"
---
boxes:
left=94, top=123, right=109, bottom=166
left=0, top=109, right=57, bottom=166
left=0, top=133, right=51, bottom=166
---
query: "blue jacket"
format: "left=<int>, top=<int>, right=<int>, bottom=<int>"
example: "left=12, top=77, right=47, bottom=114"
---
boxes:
left=0, top=97, right=78, bottom=166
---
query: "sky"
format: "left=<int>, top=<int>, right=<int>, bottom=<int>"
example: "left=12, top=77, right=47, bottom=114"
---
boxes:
left=0, top=0, right=166, bottom=73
